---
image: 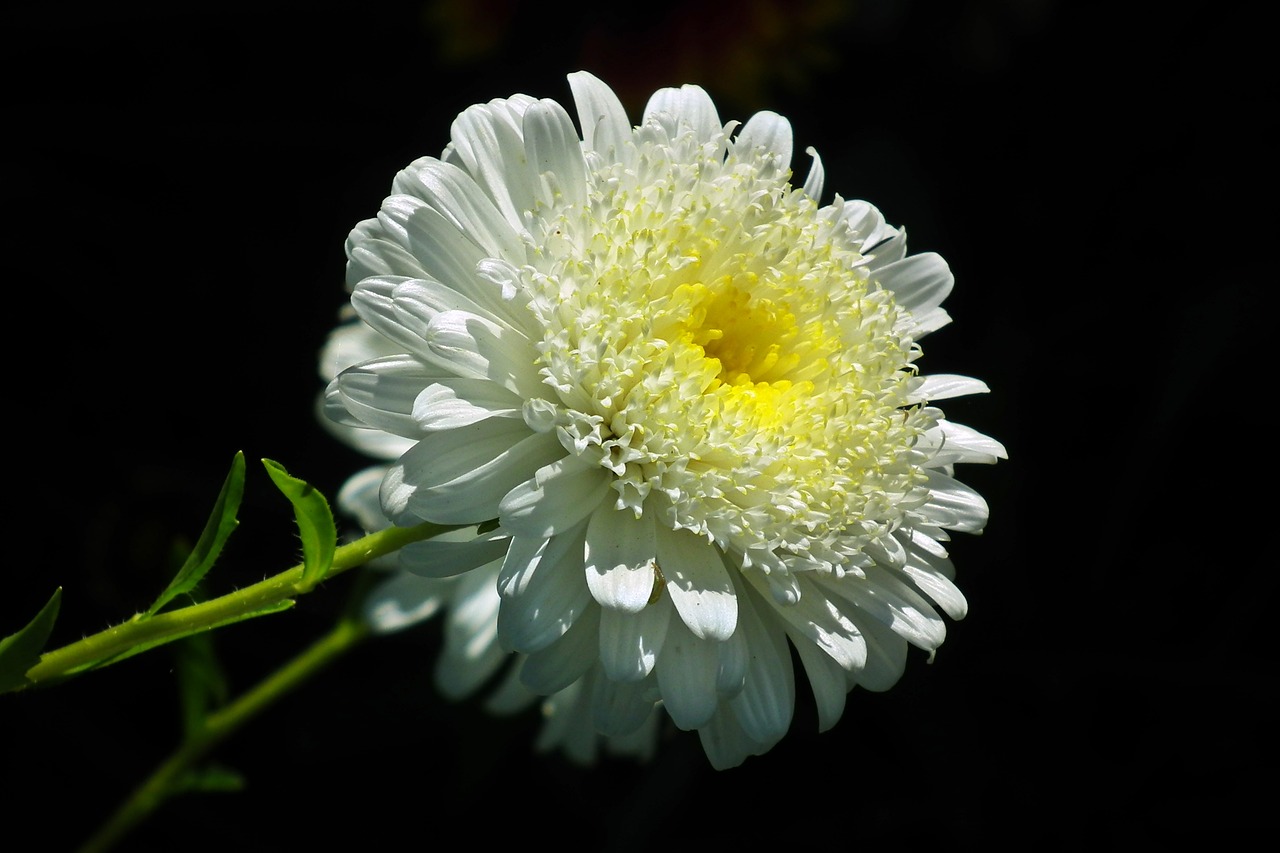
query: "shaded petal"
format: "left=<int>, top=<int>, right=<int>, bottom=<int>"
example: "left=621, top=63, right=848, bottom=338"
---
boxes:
left=497, top=529, right=593, bottom=653
left=790, top=632, right=850, bottom=731
left=725, top=578, right=795, bottom=745
left=912, top=374, right=991, bottom=402
left=598, top=595, right=671, bottom=682
left=591, top=673, right=658, bottom=737
left=655, top=616, right=722, bottom=730
left=847, top=607, right=909, bottom=692
left=435, top=565, right=505, bottom=699
left=398, top=529, right=511, bottom=579
left=500, top=456, right=613, bottom=538
left=655, top=524, right=737, bottom=641
left=381, top=421, right=563, bottom=524
left=362, top=572, right=445, bottom=634
left=584, top=506, right=657, bottom=612
left=333, top=354, right=439, bottom=438
left=519, top=604, right=600, bottom=693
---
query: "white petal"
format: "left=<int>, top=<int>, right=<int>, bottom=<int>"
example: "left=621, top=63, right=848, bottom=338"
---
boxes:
left=736, top=110, right=793, bottom=171
left=597, top=595, right=671, bottom=682
left=333, top=354, right=438, bottom=438
left=913, top=373, right=991, bottom=402
left=821, top=567, right=947, bottom=652
left=654, top=524, right=737, bottom=641
left=377, top=195, right=492, bottom=293
left=398, top=529, right=510, bottom=579
left=725, top=579, right=795, bottom=745
left=434, top=566, right=505, bottom=699
left=789, top=633, right=850, bottom=731
left=412, top=378, right=523, bottom=431
left=361, top=572, right=445, bottom=634
left=382, top=420, right=562, bottom=524
left=897, top=530, right=967, bottom=620
left=924, top=419, right=1008, bottom=467
left=841, top=199, right=900, bottom=254
left=801, top=145, right=824, bottom=201
left=874, top=252, right=954, bottom=319
left=568, top=71, right=632, bottom=162
left=584, top=506, right=657, bottom=612
left=697, top=703, right=769, bottom=770
left=523, top=99, right=588, bottom=210
left=591, top=673, right=658, bottom=737
left=448, top=99, right=537, bottom=233
left=390, top=156, right=524, bottom=261
left=654, top=616, right=722, bottom=730
left=643, top=84, right=721, bottom=141
left=500, top=456, right=613, bottom=538
left=747, top=571, right=866, bottom=672
left=847, top=608, right=909, bottom=692
left=519, top=604, right=599, bottom=693
left=918, top=470, right=991, bottom=532
left=425, top=309, right=544, bottom=399
left=497, top=524, right=592, bottom=652
left=345, top=218, right=430, bottom=286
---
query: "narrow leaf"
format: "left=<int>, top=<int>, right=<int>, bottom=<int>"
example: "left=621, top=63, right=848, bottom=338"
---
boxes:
left=262, top=459, right=337, bottom=590
left=0, top=588, right=62, bottom=693
left=147, top=452, right=246, bottom=616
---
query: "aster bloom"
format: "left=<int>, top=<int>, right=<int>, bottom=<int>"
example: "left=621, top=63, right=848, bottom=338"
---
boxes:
left=324, top=71, right=1004, bottom=768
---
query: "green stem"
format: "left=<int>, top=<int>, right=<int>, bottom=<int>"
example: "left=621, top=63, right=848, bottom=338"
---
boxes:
left=18, top=520, right=448, bottom=691
left=78, top=614, right=371, bottom=853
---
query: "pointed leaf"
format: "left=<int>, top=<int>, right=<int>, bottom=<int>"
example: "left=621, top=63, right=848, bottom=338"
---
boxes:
left=0, top=588, right=62, bottom=693
left=147, top=452, right=246, bottom=617
left=262, top=459, right=337, bottom=590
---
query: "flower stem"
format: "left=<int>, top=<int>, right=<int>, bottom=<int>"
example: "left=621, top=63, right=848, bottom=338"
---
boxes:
left=77, top=613, right=371, bottom=853
left=17, top=520, right=448, bottom=691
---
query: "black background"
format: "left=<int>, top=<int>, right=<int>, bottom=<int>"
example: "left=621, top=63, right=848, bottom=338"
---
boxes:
left=3, top=1, right=1269, bottom=849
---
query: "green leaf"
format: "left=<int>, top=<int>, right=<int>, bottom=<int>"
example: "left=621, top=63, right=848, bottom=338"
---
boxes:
left=0, top=588, right=62, bottom=693
left=262, top=459, right=336, bottom=590
left=147, top=452, right=247, bottom=617
left=174, top=632, right=228, bottom=737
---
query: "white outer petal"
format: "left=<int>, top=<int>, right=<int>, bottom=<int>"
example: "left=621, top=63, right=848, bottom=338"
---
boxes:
left=500, top=456, right=612, bottom=538
left=523, top=99, right=588, bottom=210
left=655, top=524, right=737, bottom=641
left=643, top=84, right=721, bottom=141
left=736, top=110, right=793, bottom=172
left=584, top=506, right=657, bottom=613
left=568, top=71, right=633, bottom=163
left=597, top=595, right=671, bottom=682
left=381, top=421, right=563, bottom=524
left=519, top=604, right=599, bottom=693
left=654, top=616, right=722, bottom=730
left=412, top=378, right=523, bottom=431
left=496, top=525, right=592, bottom=652
left=725, top=578, right=795, bottom=745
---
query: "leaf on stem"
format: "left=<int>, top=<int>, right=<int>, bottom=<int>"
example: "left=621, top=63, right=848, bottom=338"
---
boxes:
left=262, top=459, right=336, bottom=591
left=0, top=588, right=62, bottom=693
left=147, top=452, right=247, bottom=617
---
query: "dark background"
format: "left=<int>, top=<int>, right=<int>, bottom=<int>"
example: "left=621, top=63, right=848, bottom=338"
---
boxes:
left=3, top=1, right=1268, bottom=849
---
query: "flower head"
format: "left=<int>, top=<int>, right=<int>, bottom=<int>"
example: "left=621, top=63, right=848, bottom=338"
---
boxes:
left=324, top=71, right=1005, bottom=768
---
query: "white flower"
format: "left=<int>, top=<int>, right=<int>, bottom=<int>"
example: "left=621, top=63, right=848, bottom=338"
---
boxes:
left=321, top=320, right=655, bottom=763
left=324, top=71, right=1005, bottom=768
